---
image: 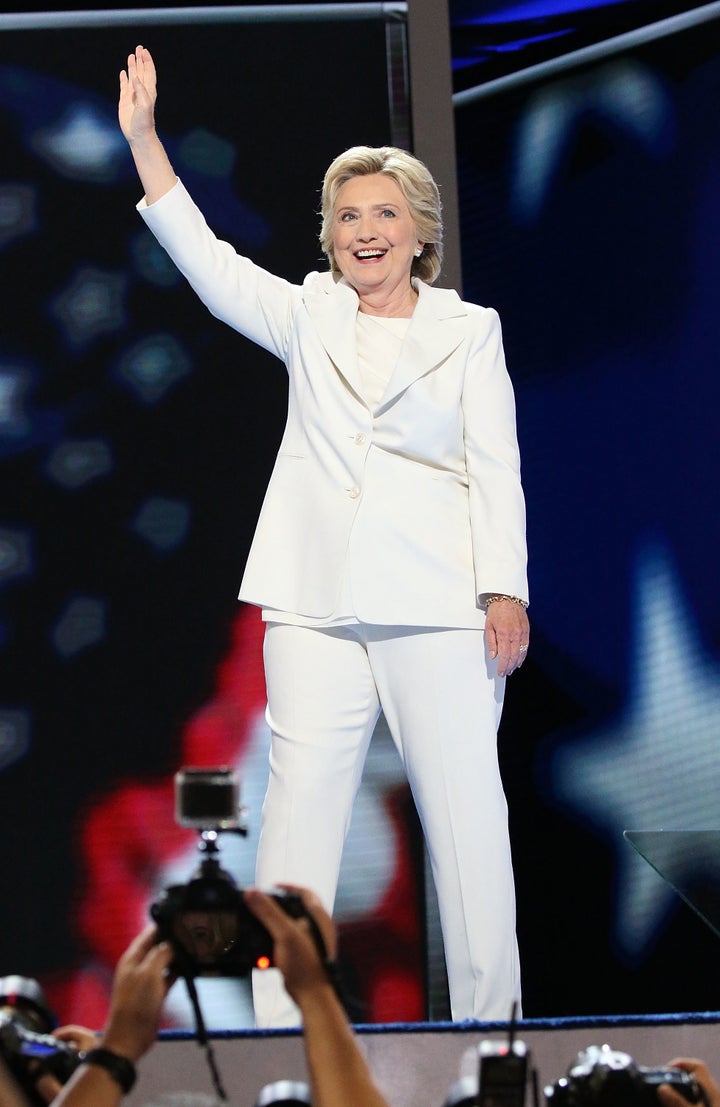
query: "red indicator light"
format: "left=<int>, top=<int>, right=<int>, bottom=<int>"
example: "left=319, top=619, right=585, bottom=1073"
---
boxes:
left=256, top=955, right=271, bottom=970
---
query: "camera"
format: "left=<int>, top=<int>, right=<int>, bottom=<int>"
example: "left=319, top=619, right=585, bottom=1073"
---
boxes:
left=545, top=1044, right=702, bottom=1107
left=150, top=768, right=309, bottom=978
left=0, top=975, right=83, bottom=1105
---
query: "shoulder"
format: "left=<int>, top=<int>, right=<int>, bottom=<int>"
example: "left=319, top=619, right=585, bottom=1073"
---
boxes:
left=416, top=282, right=501, bottom=332
left=460, top=298, right=502, bottom=336
left=301, top=269, right=341, bottom=294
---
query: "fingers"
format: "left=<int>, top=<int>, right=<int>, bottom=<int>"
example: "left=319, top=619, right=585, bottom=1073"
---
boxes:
left=663, top=1061, right=720, bottom=1107
left=244, top=888, right=290, bottom=937
left=119, top=922, right=160, bottom=967
left=244, top=886, right=337, bottom=961
left=52, top=1025, right=98, bottom=1052
left=115, top=923, right=174, bottom=992
left=33, top=1073, right=62, bottom=1105
left=491, top=634, right=529, bottom=676
left=139, top=45, right=157, bottom=93
left=485, top=604, right=530, bottom=676
left=275, top=883, right=326, bottom=917
left=119, top=46, right=154, bottom=108
left=275, top=883, right=336, bottom=958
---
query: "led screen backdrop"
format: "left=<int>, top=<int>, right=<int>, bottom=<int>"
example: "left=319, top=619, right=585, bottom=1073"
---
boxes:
left=454, top=3, right=720, bottom=1016
left=3, top=0, right=720, bottom=1035
left=449, top=0, right=716, bottom=89
left=0, top=6, right=426, bottom=1030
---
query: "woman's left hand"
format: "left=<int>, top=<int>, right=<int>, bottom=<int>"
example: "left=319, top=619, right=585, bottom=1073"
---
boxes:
left=485, top=600, right=530, bottom=677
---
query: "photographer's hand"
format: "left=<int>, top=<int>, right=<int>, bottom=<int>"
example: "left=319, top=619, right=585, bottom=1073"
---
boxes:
left=659, top=1059, right=719, bottom=1107
left=244, top=886, right=336, bottom=1004
left=101, top=924, right=174, bottom=1062
left=244, top=886, right=391, bottom=1107
left=52, top=925, right=174, bottom=1107
left=33, top=1027, right=98, bottom=1104
left=1, top=1057, right=31, bottom=1107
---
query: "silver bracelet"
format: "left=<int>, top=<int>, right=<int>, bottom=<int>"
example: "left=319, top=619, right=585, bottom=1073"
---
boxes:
left=485, top=594, right=529, bottom=609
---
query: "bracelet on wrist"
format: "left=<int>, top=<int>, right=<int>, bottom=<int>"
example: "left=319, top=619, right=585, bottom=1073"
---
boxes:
left=484, top=594, right=528, bottom=609
left=83, top=1048, right=137, bottom=1094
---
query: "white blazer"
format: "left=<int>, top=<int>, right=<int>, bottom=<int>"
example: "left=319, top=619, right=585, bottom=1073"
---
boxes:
left=139, top=181, right=528, bottom=627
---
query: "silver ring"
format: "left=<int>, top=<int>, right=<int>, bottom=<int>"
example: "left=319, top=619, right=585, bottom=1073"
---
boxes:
left=519, top=644, right=528, bottom=652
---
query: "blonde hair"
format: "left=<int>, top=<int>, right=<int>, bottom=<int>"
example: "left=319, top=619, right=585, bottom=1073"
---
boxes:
left=319, top=146, right=443, bottom=285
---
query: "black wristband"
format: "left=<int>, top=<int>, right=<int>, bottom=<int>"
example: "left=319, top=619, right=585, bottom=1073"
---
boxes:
left=83, top=1048, right=137, bottom=1094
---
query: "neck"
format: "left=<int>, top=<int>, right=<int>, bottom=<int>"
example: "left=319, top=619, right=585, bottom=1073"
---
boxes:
left=357, top=282, right=418, bottom=319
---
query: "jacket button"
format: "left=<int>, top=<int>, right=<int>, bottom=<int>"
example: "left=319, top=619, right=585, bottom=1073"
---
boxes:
left=349, top=486, right=360, bottom=499
left=354, top=432, right=366, bottom=445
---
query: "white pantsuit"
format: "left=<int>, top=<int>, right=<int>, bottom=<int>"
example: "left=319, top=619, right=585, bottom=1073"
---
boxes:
left=256, top=621, right=520, bottom=1024
left=139, top=181, right=528, bottom=1024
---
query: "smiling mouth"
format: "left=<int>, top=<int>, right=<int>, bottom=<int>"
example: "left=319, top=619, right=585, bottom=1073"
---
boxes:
left=354, top=249, right=387, bottom=261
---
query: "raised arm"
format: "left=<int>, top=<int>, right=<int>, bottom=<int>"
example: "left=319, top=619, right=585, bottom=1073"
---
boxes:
left=244, top=887, right=392, bottom=1107
left=118, top=45, right=177, bottom=205
left=52, top=926, right=174, bottom=1107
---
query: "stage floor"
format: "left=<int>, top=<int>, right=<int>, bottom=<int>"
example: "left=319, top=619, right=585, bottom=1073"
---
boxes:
left=125, top=1013, right=720, bottom=1107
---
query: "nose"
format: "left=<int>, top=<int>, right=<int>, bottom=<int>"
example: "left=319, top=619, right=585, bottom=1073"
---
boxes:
left=355, top=215, right=376, bottom=241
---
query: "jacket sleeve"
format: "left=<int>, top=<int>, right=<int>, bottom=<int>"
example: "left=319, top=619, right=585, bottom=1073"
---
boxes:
left=461, top=306, right=529, bottom=605
left=137, top=179, right=302, bottom=362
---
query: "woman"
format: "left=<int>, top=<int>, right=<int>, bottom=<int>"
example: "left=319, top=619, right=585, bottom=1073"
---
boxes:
left=118, top=45, right=529, bottom=1026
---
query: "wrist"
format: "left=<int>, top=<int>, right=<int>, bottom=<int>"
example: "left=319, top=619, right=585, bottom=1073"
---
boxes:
left=484, top=594, right=528, bottom=610
left=291, top=976, right=338, bottom=1010
left=100, top=1026, right=149, bottom=1065
left=127, top=127, right=160, bottom=150
left=82, top=1048, right=137, bottom=1094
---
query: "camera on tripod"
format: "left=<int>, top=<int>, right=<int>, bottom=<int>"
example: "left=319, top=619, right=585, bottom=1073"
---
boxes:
left=150, top=768, right=308, bottom=978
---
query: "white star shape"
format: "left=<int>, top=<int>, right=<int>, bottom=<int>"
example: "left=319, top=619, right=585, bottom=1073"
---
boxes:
left=552, top=542, right=720, bottom=957
left=33, top=105, right=126, bottom=181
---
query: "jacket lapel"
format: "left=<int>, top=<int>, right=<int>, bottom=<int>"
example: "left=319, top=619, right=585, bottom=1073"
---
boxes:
left=303, top=274, right=366, bottom=400
left=378, top=282, right=467, bottom=407
left=303, top=273, right=468, bottom=407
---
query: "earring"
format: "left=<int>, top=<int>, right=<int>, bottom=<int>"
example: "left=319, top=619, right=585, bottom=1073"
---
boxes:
left=415, top=246, right=423, bottom=257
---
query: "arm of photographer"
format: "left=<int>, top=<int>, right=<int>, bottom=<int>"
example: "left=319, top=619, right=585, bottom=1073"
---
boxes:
left=51, top=926, right=174, bottom=1107
left=244, top=887, right=392, bottom=1107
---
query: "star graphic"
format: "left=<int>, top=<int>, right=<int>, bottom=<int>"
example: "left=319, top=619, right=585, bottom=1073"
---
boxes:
left=32, top=104, right=126, bottom=182
left=551, top=541, right=720, bottom=957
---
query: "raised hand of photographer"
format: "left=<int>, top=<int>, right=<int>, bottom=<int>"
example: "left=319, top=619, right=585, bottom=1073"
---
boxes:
left=101, top=924, right=174, bottom=1063
left=660, top=1059, right=718, bottom=1107
left=243, top=886, right=336, bottom=1005
left=52, top=926, right=174, bottom=1107
left=244, top=887, right=391, bottom=1107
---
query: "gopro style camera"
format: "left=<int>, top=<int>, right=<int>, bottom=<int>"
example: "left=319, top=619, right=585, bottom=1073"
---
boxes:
left=150, top=768, right=307, bottom=978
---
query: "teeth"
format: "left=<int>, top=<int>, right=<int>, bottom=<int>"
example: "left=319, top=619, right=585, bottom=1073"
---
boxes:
left=356, top=250, right=386, bottom=259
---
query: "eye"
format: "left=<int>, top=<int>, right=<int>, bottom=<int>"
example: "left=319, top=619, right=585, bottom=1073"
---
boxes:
left=339, top=211, right=356, bottom=222
left=381, top=209, right=396, bottom=218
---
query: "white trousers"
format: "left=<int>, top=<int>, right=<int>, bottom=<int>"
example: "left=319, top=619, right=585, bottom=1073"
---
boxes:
left=253, top=621, right=521, bottom=1025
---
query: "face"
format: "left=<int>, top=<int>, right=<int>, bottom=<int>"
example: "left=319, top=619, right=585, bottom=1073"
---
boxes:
left=331, top=173, right=422, bottom=299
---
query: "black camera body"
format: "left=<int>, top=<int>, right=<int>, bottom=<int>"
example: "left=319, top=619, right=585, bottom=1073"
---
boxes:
left=0, top=977, right=83, bottom=1106
left=150, top=768, right=309, bottom=978
left=151, top=869, right=307, bottom=978
left=545, top=1044, right=702, bottom=1107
